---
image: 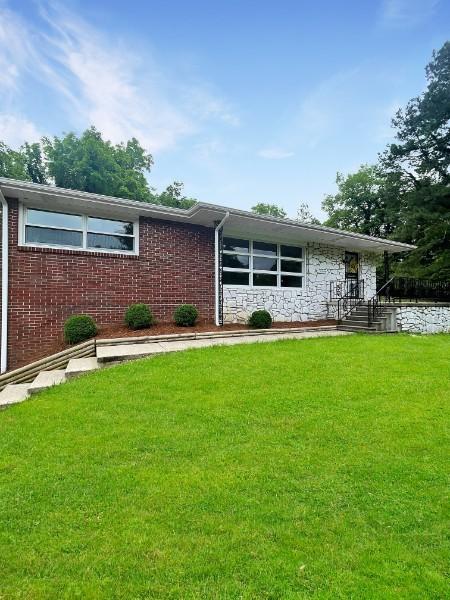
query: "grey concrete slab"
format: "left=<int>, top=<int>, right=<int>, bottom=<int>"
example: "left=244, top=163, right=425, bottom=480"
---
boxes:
left=97, top=342, right=165, bottom=363
left=0, top=383, right=31, bottom=407
left=65, top=357, right=100, bottom=379
left=28, top=370, right=66, bottom=395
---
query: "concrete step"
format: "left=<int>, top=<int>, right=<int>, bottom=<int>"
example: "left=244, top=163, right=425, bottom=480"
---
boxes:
left=65, top=357, right=100, bottom=379
left=0, top=383, right=31, bottom=407
left=337, top=324, right=377, bottom=332
left=28, top=370, right=66, bottom=395
left=97, top=342, right=165, bottom=363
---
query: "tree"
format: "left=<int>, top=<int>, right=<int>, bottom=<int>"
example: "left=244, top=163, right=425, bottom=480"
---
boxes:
left=151, top=181, right=196, bottom=209
left=0, top=142, right=29, bottom=180
left=380, top=41, right=450, bottom=279
left=21, top=142, right=48, bottom=184
left=251, top=203, right=287, bottom=218
left=42, top=127, right=153, bottom=201
left=322, top=165, right=402, bottom=237
left=296, top=202, right=320, bottom=225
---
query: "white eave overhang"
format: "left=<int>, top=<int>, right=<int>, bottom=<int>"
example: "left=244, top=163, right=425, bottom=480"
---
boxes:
left=0, top=177, right=416, bottom=254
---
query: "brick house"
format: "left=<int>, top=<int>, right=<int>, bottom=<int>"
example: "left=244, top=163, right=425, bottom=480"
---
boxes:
left=0, top=177, right=413, bottom=371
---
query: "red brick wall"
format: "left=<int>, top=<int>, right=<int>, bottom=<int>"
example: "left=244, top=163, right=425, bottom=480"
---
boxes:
left=3, top=198, right=215, bottom=369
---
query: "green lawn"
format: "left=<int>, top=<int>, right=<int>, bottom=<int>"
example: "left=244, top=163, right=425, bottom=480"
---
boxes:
left=0, top=334, right=449, bottom=599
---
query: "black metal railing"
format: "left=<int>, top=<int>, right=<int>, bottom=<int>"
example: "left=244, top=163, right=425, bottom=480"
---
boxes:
left=368, top=277, right=394, bottom=326
left=336, top=280, right=365, bottom=321
left=330, top=279, right=365, bottom=301
left=377, top=277, right=450, bottom=303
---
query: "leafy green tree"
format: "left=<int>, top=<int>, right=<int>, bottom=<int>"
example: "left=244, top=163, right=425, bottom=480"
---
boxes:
left=322, top=165, right=402, bottom=237
left=151, top=181, right=196, bottom=209
left=42, top=127, right=153, bottom=201
left=21, top=142, right=48, bottom=184
left=296, top=202, right=321, bottom=225
left=251, top=203, right=287, bottom=218
left=380, top=41, right=450, bottom=280
left=0, top=142, right=29, bottom=180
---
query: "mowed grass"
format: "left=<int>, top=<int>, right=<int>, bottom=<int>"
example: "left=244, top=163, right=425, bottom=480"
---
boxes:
left=0, top=334, right=449, bottom=599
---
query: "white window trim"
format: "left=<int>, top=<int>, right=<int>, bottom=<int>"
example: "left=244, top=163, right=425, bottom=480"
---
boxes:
left=19, top=204, right=139, bottom=256
left=223, top=239, right=305, bottom=290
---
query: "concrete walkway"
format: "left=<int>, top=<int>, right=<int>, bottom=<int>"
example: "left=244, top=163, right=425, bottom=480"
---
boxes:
left=97, top=328, right=351, bottom=362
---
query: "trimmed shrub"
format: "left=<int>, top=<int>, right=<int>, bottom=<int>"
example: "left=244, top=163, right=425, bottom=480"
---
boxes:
left=124, top=303, right=154, bottom=330
left=64, top=314, right=97, bottom=344
left=174, top=304, right=199, bottom=327
left=248, top=309, right=272, bottom=329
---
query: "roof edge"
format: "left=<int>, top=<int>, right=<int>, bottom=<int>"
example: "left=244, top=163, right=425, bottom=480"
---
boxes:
left=0, top=177, right=416, bottom=251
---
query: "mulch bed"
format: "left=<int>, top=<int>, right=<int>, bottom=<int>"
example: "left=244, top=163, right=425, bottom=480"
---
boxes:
left=96, top=319, right=336, bottom=340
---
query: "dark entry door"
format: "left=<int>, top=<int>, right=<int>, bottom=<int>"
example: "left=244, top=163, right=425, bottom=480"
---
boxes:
left=345, top=252, right=360, bottom=297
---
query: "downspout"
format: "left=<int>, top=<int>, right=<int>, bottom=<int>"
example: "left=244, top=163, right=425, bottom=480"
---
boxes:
left=0, top=188, right=8, bottom=373
left=214, top=212, right=229, bottom=326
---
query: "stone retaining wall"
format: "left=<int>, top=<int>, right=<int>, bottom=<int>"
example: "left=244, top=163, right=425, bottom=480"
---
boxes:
left=395, top=305, right=450, bottom=333
left=223, top=243, right=377, bottom=323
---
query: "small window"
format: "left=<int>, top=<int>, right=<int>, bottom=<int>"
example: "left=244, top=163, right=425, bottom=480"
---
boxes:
left=223, top=271, right=249, bottom=285
left=26, top=227, right=83, bottom=248
left=223, top=237, right=249, bottom=253
left=253, top=241, right=277, bottom=256
left=87, top=216, right=134, bottom=252
left=27, top=209, right=83, bottom=230
left=223, top=254, right=250, bottom=269
left=281, top=259, right=302, bottom=273
left=281, top=275, right=303, bottom=288
left=87, top=233, right=134, bottom=252
left=253, top=256, right=277, bottom=271
left=25, top=209, right=83, bottom=248
left=253, top=273, right=277, bottom=287
left=280, top=245, right=303, bottom=259
left=88, top=217, right=134, bottom=235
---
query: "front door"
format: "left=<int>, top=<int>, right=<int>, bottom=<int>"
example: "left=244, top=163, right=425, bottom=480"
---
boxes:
left=345, top=252, right=360, bottom=297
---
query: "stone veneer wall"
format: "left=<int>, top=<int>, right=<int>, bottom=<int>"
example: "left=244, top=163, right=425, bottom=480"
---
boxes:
left=395, top=305, right=450, bottom=333
left=223, top=242, right=378, bottom=323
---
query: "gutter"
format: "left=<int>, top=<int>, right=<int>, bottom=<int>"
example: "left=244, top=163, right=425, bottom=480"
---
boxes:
left=214, top=212, right=230, bottom=326
left=0, top=188, right=8, bottom=373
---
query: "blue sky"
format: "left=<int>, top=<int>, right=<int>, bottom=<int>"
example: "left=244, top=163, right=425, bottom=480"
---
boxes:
left=0, top=0, right=448, bottom=218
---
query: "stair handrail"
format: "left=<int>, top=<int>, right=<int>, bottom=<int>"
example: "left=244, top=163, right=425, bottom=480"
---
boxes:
left=336, top=279, right=365, bottom=321
left=368, top=276, right=395, bottom=326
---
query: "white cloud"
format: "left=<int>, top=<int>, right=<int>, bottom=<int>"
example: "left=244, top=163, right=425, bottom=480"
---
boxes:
left=258, top=147, right=294, bottom=160
left=0, top=114, right=42, bottom=147
left=380, top=0, right=440, bottom=28
left=0, top=1, right=238, bottom=152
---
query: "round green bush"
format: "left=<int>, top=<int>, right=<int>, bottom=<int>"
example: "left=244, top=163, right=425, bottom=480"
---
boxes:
left=124, top=304, right=154, bottom=330
left=64, top=314, right=97, bottom=344
left=248, top=309, right=272, bottom=329
left=173, top=304, right=199, bottom=327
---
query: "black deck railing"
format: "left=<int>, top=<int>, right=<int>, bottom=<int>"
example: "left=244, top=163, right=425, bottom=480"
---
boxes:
left=377, top=277, right=450, bottom=303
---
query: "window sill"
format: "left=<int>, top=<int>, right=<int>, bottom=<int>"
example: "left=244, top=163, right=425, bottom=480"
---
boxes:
left=224, top=284, right=305, bottom=291
left=17, top=244, right=139, bottom=259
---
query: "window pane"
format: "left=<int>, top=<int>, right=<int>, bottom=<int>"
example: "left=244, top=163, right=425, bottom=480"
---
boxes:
left=27, top=209, right=82, bottom=230
left=281, top=259, right=302, bottom=273
left=253, top=241, right=277, bottom=256
left=223, top=237, right=249, bottom=253
left=281, top=275, right=303, bottom=288
left=88, top=217, right=134, bottom=235
left=87, top=233, right=134, bottom=251
left=26, top=226, right=83, bottom=247
left=253, top=256, right=277, bottom=271
left=223, top=271, right=249, bottom=285
left=253, top=273, right=277, bottom=286
left=281, top=245, right=302, bottom=259
left=223, top=254, right=249, bottom=269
